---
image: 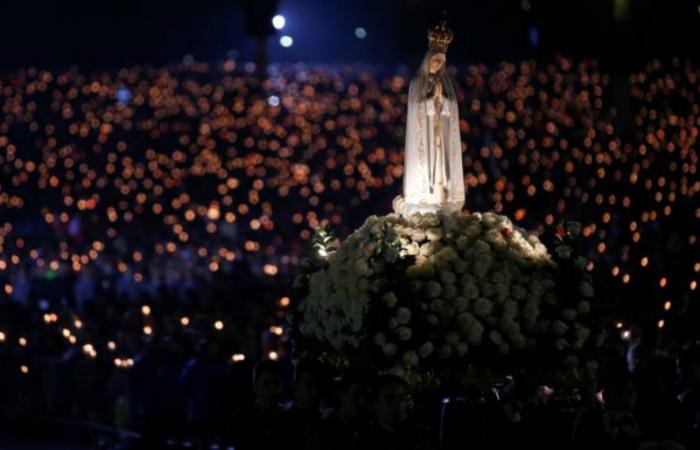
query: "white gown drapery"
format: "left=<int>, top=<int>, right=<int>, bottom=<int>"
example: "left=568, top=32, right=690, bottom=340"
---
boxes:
left=399, top=53, right=465, bottom=216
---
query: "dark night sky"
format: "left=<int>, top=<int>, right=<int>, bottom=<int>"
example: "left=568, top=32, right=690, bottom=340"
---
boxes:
left=0, top=0, right=698, bottom=70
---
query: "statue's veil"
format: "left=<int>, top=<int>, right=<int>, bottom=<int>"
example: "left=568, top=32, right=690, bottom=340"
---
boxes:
left=402, top=49, right=464, bottom=212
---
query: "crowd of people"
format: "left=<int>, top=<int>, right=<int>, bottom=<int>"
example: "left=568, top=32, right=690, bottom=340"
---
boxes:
left=0, top=55, right=698, bottom=448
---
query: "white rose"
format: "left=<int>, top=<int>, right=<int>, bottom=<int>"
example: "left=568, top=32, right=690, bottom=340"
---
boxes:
left=461, top=281, right=479, bottom=300
left=382, top=342, right=397, bottom=356
left=396, top=307, right=411, bottom=324
left=473, top=239, right=491, bottom=254
left=544, top=293, right=557, bottom=305
left=411, top=229, right=426, bottom=242
left=384, top=246, right=399, bottom=263
left=427, top=314, right=439, bottom=325
left=578, top=282, right=594, bottom=298
left=502, top=301, right=519, bottom=320
left=511, top=285, right=527, bottom=300
left=456, top=236, right=470, bottom=250
left=441, top=306, right=456, bottom=320
left=565, top=355, right=579, bottom=367
left=523, top=303, right=539, bottom=322
left=370, top=279, right=384, bottom=293
left=500, top=319, right=520, bottom=338
left=453, top=259, right=467, bottom=274
left=468, top=323, right=484, bottom=345
left=563, top=308, right=578, bottom=321
left=473, top=260, right=490, bottom=278
left=573, top=323, right=591, bottom=342
left=383, top=292, right=398, bottom=308
left=426, top=228, right=443, bottom=241
left=456, top=342, right=469, bottom=356
left=510, top=334, right=526, bottom=349
left=397, top=326, right=413, bottom=341
left=429, top=299, right=445, bottom=312
left=440, top=270, right=457, bottom=284
left=442, top=283, right=457, bottom=299
left=388, top=318, right=399, bottom=330
left=489, top=330, right=504, bottom=345
left=586, top=360, right=599, bottom=373
left=577, top=301, right=591, bottom=314
left=552, top=320, right=569, bottom=336
left=464, top=224, right=482, bottom=239
left=418, top=342, right=434, bottom=358
left=374, top=332, right=387, bottom=346
left=388, top=365, right=405, bottom=377
left=456, top=312, right=475, bottom=330
left=402, top=351, right=419, bottom=367
left=425, top=281, right=442, bottom=298
left=446, top=332, right=460, bottom=345
left=404, top=242, right=420, bottom=256
left=453, top=297, right=469, bottom=312
left=439, top=345, right=452, bottom=359
left=554, top=338, right=569, bottom=350
left=424, top=214, right=440, bottom=227
left=473, top=297, right=493, bottom=317
left=480, top=282, right=496, bottom=298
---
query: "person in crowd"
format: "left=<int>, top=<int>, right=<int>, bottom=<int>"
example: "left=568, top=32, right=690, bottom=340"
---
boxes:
left=180, top=337, right=229, bottom=450
left=277, top=359, right=324, bottom=449
left=229, top=358, right=285, bottom=450
left=353, top=374, right=431, bottom=450
left=305, top=370, right=370, bottom=450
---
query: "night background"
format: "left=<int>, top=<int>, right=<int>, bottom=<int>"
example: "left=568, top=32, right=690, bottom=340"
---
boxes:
left=0, top=1, right=699, bottom=449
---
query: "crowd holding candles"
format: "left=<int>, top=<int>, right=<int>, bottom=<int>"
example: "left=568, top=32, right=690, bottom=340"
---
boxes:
left=0, top=55, right=698, bottom=448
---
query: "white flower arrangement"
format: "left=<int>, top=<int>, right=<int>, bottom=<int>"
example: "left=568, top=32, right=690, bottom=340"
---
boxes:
left=295, top=211, right=597, bottom=380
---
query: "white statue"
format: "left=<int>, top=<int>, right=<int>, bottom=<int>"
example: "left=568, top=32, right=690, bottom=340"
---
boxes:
left=394, top=21, right=465, bottom=216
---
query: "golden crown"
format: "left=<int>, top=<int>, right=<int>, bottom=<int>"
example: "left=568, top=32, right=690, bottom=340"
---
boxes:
left=427, top=20, right=453, bottom=53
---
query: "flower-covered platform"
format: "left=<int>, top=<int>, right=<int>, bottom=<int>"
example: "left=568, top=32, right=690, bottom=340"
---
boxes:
left=292, top=211, right=602, bottom=389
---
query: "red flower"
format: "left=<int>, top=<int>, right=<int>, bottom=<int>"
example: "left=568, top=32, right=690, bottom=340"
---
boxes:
left=500, top=227, right=513, bottom=239
left=555, top=227, right=565, bottom=237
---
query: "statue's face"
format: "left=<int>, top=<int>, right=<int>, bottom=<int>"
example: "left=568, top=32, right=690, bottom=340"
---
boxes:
left=428, top=53, right=446, bottom=74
